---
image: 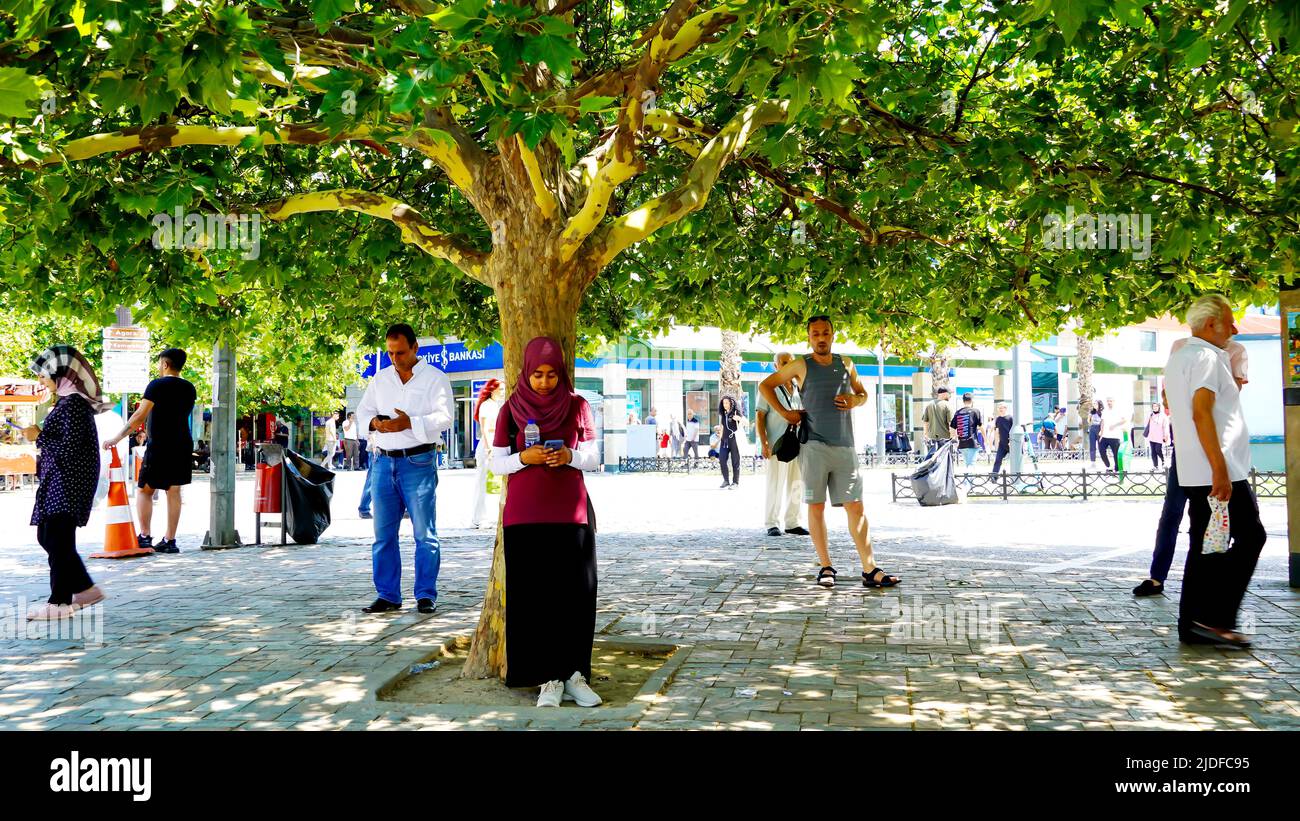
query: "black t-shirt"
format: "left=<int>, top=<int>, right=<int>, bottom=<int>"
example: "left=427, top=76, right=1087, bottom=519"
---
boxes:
left=951, top=406, right=983, bottom=449
left=143, top=376, right=197, bottom=448
left=994, top=415, right=1013, bottom=449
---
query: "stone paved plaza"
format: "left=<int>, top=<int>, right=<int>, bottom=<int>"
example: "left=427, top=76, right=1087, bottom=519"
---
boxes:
left=1, top=467, right=1298, bottom=730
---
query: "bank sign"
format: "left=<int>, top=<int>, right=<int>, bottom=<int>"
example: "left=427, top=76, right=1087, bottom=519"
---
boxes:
left=361, top=341, right=504, bottom=378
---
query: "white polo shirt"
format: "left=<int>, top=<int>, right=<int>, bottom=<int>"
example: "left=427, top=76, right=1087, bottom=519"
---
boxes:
left=355, top=360, right=454, bottom=452
left=1163, top=336, right=1251, bottom=486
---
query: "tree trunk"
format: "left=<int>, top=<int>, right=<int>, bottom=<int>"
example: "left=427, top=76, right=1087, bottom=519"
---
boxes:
left=719, top=330, right=742, bottom=404
left=461, top=239, right=588, bottom=681
left=1076, top=333, right=1095, bottom=431
left=928, top=349, right=950, bottom=394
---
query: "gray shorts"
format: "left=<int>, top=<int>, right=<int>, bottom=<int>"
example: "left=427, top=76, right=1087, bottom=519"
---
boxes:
left=799, top=440, right=862, bottom=506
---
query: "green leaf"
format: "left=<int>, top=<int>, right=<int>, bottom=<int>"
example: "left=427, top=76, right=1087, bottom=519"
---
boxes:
left=1052, top=0, right=1090, bottom=45
left=0, top=68, right=48, bottom=118
left=1182, top=38, right=1211, bottom=69
left=578, top=95, right=617, bottom=116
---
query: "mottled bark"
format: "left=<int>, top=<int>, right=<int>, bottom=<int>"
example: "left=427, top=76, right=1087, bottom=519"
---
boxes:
left=1076, top=334, right=1095, bottom=430
left=928, top=349, right=950, bottom=394
left=720, top=330, right=742, bottom=404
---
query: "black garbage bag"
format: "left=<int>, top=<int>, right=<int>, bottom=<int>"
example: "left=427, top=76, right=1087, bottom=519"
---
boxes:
left=283, top=449, right=335, bottom=544
left=910, top=440, right=959, bottom=506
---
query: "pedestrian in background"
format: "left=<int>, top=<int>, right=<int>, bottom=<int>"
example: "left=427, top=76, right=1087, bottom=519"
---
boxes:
left=103, top=347, right=195, bottom=555
left=921, top=387, right=954, bottom=456
left=1144, top=402, right=1170, bottom=469
left=683, top=412, right=701, bottom=459
left=1099, top=397, right=1124, bottom=470
left=470, top=379, right=503, bottom=529
left=24, top=346, right=111, bottom=620
left=1087, top=400, right=1103, bottom=465
left=342, top=412, right=359, bottom=470
left=668, top=413, right=685, bottom=457
left=717, top=395, right=743, bottom=489
left=756, top=352, right=806, bottom=537
left=990, top=403, right=1013, bottom=474
left=951, top=392, right=983, bottom=469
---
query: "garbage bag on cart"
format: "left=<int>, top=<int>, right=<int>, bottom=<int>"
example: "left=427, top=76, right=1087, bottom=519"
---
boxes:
left=284, top=449, right=335, bottom=544
left=910, top=440, right=959, bottom=506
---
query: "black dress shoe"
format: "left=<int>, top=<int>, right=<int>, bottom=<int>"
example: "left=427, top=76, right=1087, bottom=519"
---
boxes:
left=417, top=598, right=435, bottom=614
left=1133, top=579, right=1164, bottom=596
left=362, top=597, right=401, bottom=614
left=784, top=526, right=811, bottom=536
left=767, top=527, right=782, bottom=537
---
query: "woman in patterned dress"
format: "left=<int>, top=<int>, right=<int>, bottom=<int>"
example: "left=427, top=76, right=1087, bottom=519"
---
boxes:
left=22, top=346, right=112, bottom=620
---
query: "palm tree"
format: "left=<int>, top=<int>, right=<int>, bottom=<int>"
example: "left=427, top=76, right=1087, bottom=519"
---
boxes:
left=720, top=329, right=743, bottom=404
left=1076, top=333, right=1095, bottom=446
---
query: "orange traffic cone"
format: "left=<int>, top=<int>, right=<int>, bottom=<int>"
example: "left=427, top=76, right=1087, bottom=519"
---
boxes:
left=91, top=448, right=153, bottom=559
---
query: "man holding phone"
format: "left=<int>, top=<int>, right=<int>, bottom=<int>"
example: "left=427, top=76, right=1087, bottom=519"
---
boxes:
left=355, top=324, right=454, bottom=614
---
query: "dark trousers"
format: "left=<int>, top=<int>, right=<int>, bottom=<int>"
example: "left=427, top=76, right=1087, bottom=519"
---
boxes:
left=504, top=523, right=596, bottom=687
left=719, top=438, right=740, bottom=485
left=1150, top=442, right=1165, bottom=469
left=358, top=440, right=370, bottom=470
left=1099, top=437, right=1120, bottom=469
left=683, top=440, right=699, bottom=459
left=1088, top=426, right=1100, bottom=462
left=1179, top=480, right=1266, bottom=638
left=36, top=515, right=93, bottom=605
left=991, top=445, right=1009, bottom=474
left=1149, top=453, right=1186, bottom=582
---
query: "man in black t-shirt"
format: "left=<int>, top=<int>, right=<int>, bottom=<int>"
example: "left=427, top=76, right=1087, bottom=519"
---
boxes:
left=991, top=403, right=1014, bottom=474
left=104, top=347, right=196, bottom=553
left=949, top=392, right=984, bottom=469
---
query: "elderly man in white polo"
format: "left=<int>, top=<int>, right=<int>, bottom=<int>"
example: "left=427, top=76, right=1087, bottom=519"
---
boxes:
left=1162, top=294, right=1266, bottom=648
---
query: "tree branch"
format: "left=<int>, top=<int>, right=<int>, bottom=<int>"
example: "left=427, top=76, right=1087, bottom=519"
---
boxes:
left=514, top=134, right=560, bottom=219
left=590, top=100, right=787, bottom=271
left=259, top=189, right=490, bottom=284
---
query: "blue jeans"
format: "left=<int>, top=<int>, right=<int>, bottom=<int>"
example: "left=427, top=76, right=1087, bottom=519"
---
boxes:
left=370, top=452, right=441, bottom=604
left=1149, top=453, right=1186, bottom=582
left=960, top=447, right=978, bottom=468
left=359, top=461, right=374, bottom=514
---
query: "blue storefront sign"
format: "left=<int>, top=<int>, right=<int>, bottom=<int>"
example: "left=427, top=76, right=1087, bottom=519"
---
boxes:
left=361, top=341, right=504, bottom=378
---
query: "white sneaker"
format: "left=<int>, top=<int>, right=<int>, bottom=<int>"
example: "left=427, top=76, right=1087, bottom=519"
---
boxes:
left=537, top=680, right=564, bottom=707
left=563, top=671, right=602, bottom=707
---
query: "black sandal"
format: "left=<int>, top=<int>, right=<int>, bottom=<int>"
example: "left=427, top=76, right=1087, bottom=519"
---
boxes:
left=862, top=567, right=901, bottom=588
left=816, top=566, right=837, bottom=588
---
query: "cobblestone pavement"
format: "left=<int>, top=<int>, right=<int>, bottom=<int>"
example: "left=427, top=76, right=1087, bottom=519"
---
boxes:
left=1, top=468, right=1297, bottom=730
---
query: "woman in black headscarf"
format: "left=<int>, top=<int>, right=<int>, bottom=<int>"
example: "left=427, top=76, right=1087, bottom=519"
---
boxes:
left=22, top=345, right=112, bottom=620
left=717, top=395, right=743, bottom=489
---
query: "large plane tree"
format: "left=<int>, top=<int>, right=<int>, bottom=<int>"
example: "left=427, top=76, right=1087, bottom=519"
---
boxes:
left=1, top=0, right=1296, bottom=677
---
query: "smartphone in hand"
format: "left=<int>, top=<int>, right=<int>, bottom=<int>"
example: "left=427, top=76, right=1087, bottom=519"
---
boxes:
left=543, top=440, right=565, bottom=451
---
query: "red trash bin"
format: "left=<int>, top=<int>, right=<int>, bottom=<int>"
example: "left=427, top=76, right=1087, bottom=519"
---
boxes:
left=255, top=461, right=282, bottom=513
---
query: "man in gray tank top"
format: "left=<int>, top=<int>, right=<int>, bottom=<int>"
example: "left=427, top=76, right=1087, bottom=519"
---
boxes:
left=758, top=315, right=901, bottom=590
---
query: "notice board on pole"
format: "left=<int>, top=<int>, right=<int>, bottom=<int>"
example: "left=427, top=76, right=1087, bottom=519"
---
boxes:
left=102, top=326, right=151, bottom=394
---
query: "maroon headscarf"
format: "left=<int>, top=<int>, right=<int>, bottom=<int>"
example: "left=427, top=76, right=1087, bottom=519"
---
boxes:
left=502, top=337, right=580, bottom=439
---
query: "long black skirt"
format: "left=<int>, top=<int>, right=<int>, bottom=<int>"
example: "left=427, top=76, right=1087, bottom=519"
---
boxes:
left=504, top=523, right=597, bottom=688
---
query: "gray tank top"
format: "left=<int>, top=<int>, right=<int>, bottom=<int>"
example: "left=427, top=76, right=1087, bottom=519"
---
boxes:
left=801, top=354, right=855, bottom=447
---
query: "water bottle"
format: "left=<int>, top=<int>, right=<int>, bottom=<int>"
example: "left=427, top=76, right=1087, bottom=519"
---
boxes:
left=524, top=419, right=540, bottom=448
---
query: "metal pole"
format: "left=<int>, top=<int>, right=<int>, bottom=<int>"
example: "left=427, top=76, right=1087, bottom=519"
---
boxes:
left=876, top=346, right=887, bottom=459
left=1010, top=343, right=1024, bottom=475
left=203, top=342, right=241, bottom=549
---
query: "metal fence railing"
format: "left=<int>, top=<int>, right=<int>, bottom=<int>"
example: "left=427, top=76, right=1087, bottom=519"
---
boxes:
left=619, top=456, right=764, bottom=475
left=891, top=468, right=1287, bottom=501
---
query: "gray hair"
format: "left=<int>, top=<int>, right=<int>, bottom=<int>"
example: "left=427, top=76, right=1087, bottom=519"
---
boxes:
left=1186, top=294, right=1232, bottom=332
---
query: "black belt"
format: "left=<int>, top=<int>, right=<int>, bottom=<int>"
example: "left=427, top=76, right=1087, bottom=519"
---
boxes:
left=377, top=443, right=435, bottom=459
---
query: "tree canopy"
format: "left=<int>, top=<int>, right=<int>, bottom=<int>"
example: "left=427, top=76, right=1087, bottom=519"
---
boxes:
left=1, top=0, right=1295, bottom=358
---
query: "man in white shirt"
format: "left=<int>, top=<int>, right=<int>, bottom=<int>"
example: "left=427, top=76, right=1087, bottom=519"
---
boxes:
left=756, top=352, right=807, bottom=537
left=1162, top=294, right=1265, bottom=648
left=683, top=412, right=701, bottom=459
left=355, top=324, right=454, bottom=615
left=1098, top=397, right=1126, bottom=470
left=341, top=412, right=359, bottom=470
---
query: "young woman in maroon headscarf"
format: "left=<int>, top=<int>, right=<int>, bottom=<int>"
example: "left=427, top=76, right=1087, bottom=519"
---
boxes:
left=489, top=337, right=603, bottom=708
